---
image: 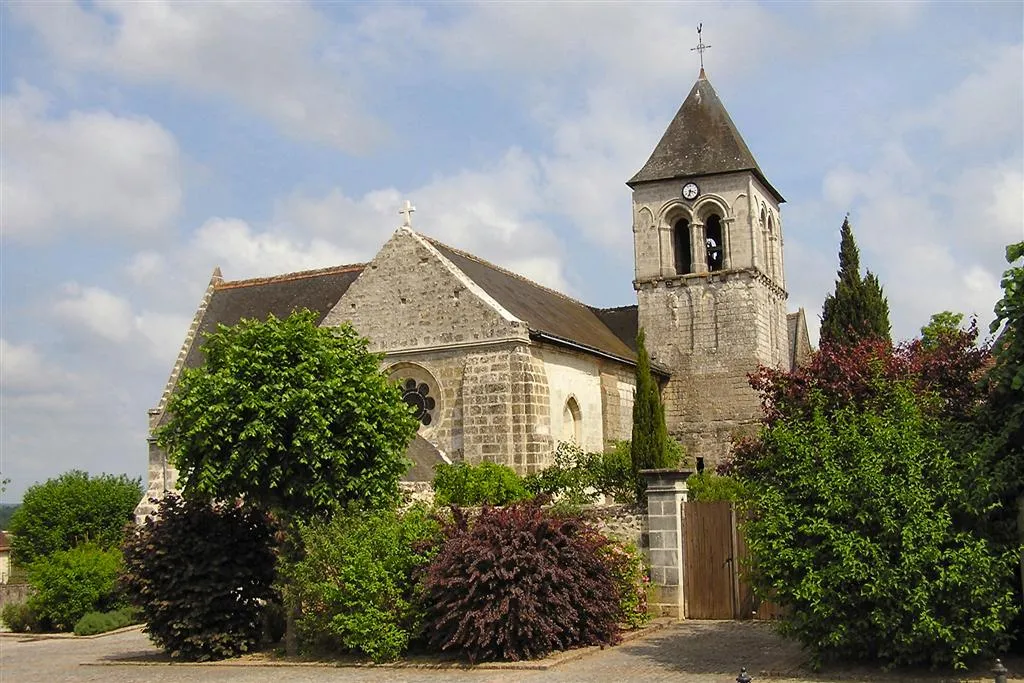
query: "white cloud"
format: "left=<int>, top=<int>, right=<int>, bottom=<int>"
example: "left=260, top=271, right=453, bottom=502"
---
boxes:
left=0, top=339, right=73, bottom=393
left=8, top=0, right=385, bottom=152
left=52, top=284, right=189, bottom=365
left=909, top=43, right=1024, bottom=150
left=54, top=284, right=136, bottom=343
left=273, top=148, right=571, bottom=292
left=190, top=218, right=364, bottom=278
left=421, top=2, right=786, bottom=93
left=808, top=41, right=1024, bottom=342
left=0, top=82, right=182, bottom=243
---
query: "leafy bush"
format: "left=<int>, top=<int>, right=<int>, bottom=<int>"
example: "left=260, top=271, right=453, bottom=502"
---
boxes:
left=528, top=440, right=685, bottom=507
left=741, top=382, right=1017, bottom=669
left=432, top=462, right=530, bottom=506
left=421, top=501, right=621, bottom=662
left=594, top=440, right=636, bottom=503
left=73, top=607, right=137, bottom=636
left=1, top=602, right=38, bottom=633
left=286, top=505, right=441, bottom=662
left=27, top=544, right=123, bottom=632
left=121, top=494, right=276, bottom=661
left=601, top=541, right=650, bottom=630
left=686, top=472, right=746, bottom=502
left=9, top=471, right=142, bottom=566
left=524, top=442, right=603, bottom=504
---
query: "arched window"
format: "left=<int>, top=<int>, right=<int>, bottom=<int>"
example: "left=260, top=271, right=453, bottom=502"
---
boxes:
left=562, top=397, right=582, bottom=444
left=766, top=214, right=776, bottom=277
left=673, top=218, right=691, bottom=275
left=705, top=213, right=724, bottom=271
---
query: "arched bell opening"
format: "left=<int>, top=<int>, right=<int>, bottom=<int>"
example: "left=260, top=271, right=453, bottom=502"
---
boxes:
left=705, top=213, right=724, bottom=272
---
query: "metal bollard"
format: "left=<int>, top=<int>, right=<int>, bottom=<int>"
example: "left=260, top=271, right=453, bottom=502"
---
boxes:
left=994, top=658, right=1007, bottom=683
left=736, top=666, right=752, bottom=683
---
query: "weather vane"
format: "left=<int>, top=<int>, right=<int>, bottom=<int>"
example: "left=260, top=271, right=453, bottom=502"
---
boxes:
left=691, top=23, right=711, bottom=71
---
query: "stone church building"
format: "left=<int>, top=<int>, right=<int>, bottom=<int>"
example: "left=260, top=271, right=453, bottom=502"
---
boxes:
left=137, top=70, right=812, bottom=517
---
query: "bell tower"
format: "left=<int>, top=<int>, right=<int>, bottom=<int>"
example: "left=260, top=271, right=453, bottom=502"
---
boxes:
left=628, top=67, right=790, bottom=467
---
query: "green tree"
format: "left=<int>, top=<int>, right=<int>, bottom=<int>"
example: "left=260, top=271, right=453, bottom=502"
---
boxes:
left=157, top=311, right=419, bottom=655
left=8, top=471, right=141, bottom=566
left=27, top=544, right=124, bottom=632
left=921, top=310, right=965, bottom=350
left=980, top=242, right=1024, bottom=604
left=631, top=328, right=670, bottom=499
left=0, top=504, right=20, bottom=530
left=157, top=310, right=418, bottom=519
left=820, top=216, right=891, bottom=346
left=740, top=381, right=1016, bottom=669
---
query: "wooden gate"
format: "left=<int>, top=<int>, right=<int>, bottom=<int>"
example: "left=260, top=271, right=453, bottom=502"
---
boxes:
left=683, top=500, right=737, bottom=619
left=683, top=501, right=786, bottom=620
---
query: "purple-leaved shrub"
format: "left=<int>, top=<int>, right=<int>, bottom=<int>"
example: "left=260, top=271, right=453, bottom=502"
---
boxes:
left=421, top=501, right=622, bottom=662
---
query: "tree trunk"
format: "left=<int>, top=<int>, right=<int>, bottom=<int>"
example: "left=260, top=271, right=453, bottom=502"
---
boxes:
left=285, top=602, right=299, bottom=656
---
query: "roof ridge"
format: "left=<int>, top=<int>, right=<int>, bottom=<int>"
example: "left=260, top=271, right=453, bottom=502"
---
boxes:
left=422, top=235, right=594, bottom=310
left=593, top=304, right=638, bottom=312
left=217, top=263, right=365, bottom=290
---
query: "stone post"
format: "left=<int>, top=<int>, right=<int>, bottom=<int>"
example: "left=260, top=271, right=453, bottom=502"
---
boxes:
left=642, top=468, right=693, bottom=617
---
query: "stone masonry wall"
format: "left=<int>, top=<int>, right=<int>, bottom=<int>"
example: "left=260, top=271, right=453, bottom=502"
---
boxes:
left=323, top=228, right=530, bottom=351
left=637, top=270, right=784, bottom=468
left=599, top=361, right=636, bottom=446
left=135, top=440, right=178, bottom=522
left=631, top=169, right=790, bottom=468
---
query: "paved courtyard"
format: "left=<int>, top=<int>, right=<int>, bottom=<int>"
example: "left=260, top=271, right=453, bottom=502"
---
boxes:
left=1, top=621, right=1020, bottom=683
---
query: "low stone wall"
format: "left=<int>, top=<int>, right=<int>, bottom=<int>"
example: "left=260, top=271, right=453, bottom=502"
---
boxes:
left=585, top=504, right=648, bottom=550
left=400, top=481, right=434, bottom=507
left=0, top=583, right=31, bottom=611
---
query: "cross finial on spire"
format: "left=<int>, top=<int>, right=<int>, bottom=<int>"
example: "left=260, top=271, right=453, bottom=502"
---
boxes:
left=691, top=23, right=711, bottom=77
left=398, top=199, right=416, bottom=227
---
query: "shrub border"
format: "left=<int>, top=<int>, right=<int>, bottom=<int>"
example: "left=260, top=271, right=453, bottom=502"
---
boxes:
left=82, top=619, right=673, bottom=670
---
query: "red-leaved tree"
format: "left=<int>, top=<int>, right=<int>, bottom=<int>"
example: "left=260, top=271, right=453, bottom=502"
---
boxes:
left=724, top=322, right=989, bottom=479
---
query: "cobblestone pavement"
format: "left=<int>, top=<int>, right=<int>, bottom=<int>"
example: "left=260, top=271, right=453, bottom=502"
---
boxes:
left=1, top=622, right=1021, bottom=683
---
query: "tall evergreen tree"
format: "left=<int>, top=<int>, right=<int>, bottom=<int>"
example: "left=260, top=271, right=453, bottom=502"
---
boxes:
left=631, top=328, right=670, bottom=500
left=820, top=217, right=891, bottom=346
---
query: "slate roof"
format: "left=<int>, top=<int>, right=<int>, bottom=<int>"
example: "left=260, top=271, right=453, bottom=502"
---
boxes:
left=590, top=305, right=639, bottom=354
left=787, top=308, right=813, bottom=369
left=426, top=238, right=638, bottom=363
left=628, top=72, right=784, bottom=203
left=180, top=265, right=365, bottom=373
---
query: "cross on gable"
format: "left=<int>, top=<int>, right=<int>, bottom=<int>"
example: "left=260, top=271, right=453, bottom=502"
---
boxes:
left=399, top=199, right=416, bottom=227
left=691, top=23, right=711, bottom=71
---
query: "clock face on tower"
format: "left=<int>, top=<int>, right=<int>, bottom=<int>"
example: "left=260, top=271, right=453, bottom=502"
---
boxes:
left=682, top=182, right=700, bottom=201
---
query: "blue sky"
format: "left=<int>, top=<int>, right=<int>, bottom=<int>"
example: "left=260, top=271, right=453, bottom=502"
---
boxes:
left=1, top=1, right=1021, bottom=502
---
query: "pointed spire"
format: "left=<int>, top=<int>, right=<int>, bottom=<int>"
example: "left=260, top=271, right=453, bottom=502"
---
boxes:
left=627, top=74, right=784, bottom=202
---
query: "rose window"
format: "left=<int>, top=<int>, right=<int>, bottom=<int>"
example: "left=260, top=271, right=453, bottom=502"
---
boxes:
left=401, top=378, right=436, bottom=426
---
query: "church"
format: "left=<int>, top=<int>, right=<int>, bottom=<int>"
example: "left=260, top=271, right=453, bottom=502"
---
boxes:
left=137, top=68, right=812, bottom=518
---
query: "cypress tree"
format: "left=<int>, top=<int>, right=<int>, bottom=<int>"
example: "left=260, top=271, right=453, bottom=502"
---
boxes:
left=631, top=328, right=669, bottom=500
left=820, top=216, right=891, bottom=346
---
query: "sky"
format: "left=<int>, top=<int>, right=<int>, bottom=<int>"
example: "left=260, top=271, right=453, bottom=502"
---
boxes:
left=1, top=1, right=1022, bottom=503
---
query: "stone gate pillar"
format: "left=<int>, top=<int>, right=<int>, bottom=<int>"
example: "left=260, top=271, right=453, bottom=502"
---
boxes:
left=642, top=468, right=693, bottom=617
